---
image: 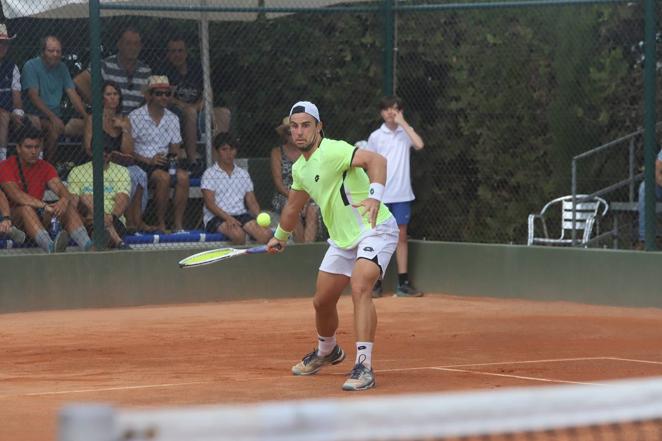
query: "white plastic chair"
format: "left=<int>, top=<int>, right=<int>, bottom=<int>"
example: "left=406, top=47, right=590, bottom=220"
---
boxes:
left=527, top=195, right=609, bottom=247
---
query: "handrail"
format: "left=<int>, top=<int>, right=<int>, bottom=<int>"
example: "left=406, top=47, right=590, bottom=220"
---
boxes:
left=570, top=121, right=662, bottom=246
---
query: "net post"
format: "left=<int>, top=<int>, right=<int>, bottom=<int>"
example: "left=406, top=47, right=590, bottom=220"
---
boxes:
left=58, top=404, right=115, bottom=441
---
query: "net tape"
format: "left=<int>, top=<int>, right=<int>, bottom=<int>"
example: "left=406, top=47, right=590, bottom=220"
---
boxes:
left=59, top=375, right=662, bottom=441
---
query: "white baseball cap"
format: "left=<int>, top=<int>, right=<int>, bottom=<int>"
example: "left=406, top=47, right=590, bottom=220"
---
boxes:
left=289, top=101, right=320, bottom=122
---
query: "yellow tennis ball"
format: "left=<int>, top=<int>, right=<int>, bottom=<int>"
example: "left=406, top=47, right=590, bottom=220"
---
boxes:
left=257, top=212, right=271, bottom=228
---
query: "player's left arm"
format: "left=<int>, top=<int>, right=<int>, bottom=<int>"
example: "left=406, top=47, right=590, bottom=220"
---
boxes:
left=268, top=189, right=309, bottom=252
left=351, top=148, right=387, bottom=228
left=394, top=110, right=424, bottom=150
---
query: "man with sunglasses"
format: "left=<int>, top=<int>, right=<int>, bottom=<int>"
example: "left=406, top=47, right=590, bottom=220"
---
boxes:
left=129, top=75, right=189, bottom=233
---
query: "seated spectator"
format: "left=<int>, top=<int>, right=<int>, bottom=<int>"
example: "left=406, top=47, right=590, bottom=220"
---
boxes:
left=129, top=75, right=189, bottom=232
left=74, top=26, right=152, bottom=116
left=0, top=187, right=25, bottom=244
left=201, top=132, right=272, bottom=245
left=0, top=24, right=27, bottom=161
left=0, top=126, right=92, bottom=253
left=83, top=80, right=152, bottom=232
left=21, top=35, right=86, bottom=163
left=157, top=36, right=206, bottom=176
left=68, top=142, right=132, bottom=249
left=68, top=26, right=152, bottom=139
left=270, top=116, right=319, bottom=243
left=636, top=148, right=662, bottom=249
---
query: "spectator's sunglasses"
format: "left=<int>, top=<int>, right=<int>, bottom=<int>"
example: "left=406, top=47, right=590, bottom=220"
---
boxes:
left=152, top=90, right=172, bottom=97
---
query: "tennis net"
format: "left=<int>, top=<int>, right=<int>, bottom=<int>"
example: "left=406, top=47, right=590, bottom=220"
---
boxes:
left=59, top=376, right=662, bottom=441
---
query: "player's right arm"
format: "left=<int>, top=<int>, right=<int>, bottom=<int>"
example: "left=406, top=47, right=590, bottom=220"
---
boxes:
left=268, top=189, right=309, bottom=252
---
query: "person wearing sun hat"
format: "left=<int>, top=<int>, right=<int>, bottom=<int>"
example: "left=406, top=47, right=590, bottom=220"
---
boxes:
left=129, top=75, right=189, bottom=233
left=0, top=23, right=25, bottom=161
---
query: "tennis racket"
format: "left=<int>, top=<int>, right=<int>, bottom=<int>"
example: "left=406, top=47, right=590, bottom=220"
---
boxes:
left=178, top=245, right=270, bottom=269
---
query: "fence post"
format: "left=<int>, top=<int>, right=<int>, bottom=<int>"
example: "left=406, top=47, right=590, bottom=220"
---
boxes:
left=90, top=0, right=106, bottom=250
left=643, top=0, right=657, bottom=251
left=382, top=0, right=395, bottom=96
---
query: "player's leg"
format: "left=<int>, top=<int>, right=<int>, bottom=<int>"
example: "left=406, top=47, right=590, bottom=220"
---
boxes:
left=343, top=218, right=398, bottom=391
left=292, top=246, right=352, bottom=376
left=173, top=168, right=189, bottom=231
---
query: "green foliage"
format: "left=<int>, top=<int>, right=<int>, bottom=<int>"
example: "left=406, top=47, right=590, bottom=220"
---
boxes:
left=5, top=4, right=657, bottom=243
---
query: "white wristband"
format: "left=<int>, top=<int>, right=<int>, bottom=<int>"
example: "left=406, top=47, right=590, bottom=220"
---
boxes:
left=12, top=108, right=24, bottom=117
left=368, top=183, right=385, bottom=201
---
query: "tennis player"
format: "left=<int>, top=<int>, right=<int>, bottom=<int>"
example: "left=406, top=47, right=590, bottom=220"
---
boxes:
left=267, top=101, right=398, bottom=391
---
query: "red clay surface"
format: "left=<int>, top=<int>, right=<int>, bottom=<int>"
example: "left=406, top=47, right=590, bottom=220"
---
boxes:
left=3, top=293, right=662, bottom=440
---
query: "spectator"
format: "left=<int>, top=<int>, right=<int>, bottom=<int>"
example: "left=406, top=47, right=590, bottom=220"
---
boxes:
left=0, top=24, right=26, bottom=161
left=83, top=80, right=152, bottom=232
left=156, top=36, right=205, bottom=176
left=201, top=132, right=272, bottom=245
left=129, top=75, right=189, bottom=232
left=21, top=35, right=86, bottom=163
left=366, top=96, right=424, bottom=298
left=636, top=149, right=662, bottom=250
left=74, top=26, right=151, bottom=116
left=0, top=187, right=26, bottom=244
left=270, top=116, right=319, bottom=242
left=68, top=142, right=132, bottom=249
left=0, top=126, right=92, bottom=253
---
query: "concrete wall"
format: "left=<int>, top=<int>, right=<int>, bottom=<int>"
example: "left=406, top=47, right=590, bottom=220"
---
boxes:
left=1, top=241, right=660, bottom=313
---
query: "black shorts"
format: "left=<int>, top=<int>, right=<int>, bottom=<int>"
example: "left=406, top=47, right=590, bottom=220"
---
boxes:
left=205, top=213, right=255, bottom=233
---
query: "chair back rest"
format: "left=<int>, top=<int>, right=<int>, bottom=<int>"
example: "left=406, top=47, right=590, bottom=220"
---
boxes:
left=561, top=197, right=605, bottom=231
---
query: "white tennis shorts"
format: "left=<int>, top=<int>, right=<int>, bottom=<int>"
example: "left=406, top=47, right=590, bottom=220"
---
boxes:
left=319, top=216, right=398, bottom=279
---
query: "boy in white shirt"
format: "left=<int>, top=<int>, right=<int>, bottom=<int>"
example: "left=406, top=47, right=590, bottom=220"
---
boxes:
left=366, top=96, right=425, bottom=297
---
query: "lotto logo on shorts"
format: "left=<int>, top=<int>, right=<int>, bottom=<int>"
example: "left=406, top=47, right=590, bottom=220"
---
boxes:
left=370, top=189, right=374, bottom=195
left=363, top=246, right=374, bottom=252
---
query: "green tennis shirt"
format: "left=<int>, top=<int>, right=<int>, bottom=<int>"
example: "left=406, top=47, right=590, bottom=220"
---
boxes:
left=291, top=138, right=393, bottom=249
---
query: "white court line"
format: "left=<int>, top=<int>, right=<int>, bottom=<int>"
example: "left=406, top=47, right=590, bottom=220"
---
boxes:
left=5, top=356, right=655, bottom=398
left=0, top=381, right=214, bottom=399
left=605, top=357, right=662, bottom=365
left=430, top=367, right=606, bottom=386
left=375, top=356, right=611, bottom=373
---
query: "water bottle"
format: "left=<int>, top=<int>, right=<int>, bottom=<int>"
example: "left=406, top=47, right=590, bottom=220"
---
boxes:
left=50, top=216, right=61, bottom=237
left=168, top=154, right=177, bottom=186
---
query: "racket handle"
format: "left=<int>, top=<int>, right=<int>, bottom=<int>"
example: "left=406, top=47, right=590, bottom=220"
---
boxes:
left=246, top=245, right=269, bottom=254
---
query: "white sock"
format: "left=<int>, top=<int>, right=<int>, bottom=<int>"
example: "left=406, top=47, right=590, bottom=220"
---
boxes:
left=317, top=334, right=336, bottom=357
left=355, top=341, right=373, bottom=368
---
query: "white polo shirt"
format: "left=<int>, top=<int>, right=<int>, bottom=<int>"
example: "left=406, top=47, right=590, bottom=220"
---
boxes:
left=366, top=123, right=415, bottom=203
left=201, top=162, right=254, bottom=224
left=129, top=105, right=182, bottom=158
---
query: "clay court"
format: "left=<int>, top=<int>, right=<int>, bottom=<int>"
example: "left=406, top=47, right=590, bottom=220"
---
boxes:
left=3, top=293, right=662, bottom=440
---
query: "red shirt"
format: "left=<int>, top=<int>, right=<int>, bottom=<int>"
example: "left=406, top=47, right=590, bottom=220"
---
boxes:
left=0, top=156, right=58, bottom=201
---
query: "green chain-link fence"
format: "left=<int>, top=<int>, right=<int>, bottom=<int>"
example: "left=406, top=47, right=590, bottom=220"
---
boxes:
left=0, top=0, right=658, bottom=254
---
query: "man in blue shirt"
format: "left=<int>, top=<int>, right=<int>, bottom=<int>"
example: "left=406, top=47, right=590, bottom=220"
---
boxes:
left=22, top=35, right=86, bottom=162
